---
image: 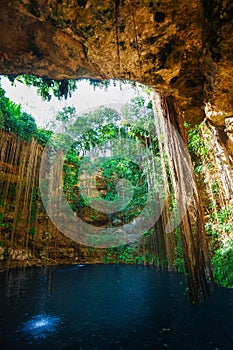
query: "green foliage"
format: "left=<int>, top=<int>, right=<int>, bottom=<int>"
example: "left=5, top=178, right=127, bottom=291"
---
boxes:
left=0, top=82, right=160, bottom=268
left=102, top=248, right=117, bottom=263
left=8, top=76, right=136, bottom=102
left=211, top=181, right=219, bottom=195
left=102, top=245, right=148, bottom=264
left=217, top=205, right=233, bottom=225
left=0, top=213, right=5, bottom=228
left=55, top=106, right=77, bottom=123
left=3, top=248, right=9, bottom=261
left=29, top=226, right=36, bottom=239
left=145, top=253, right=159, bottom=264
left=35, top=128, right=53, bottom=146
left=212, top=238, right=233, bottom=287
left=117, top=245, right=134, bottom=263
left=84, top=106, right=121, bottom=126
left=217, top=205, right=233, bottom=233
left=208, top=205, right=233, bottom=236
left=63, top=148, right=81, bottom=211
left=185, top=122, right=233, bottom=288
left=173, top=256, right=186, bottom=273
left=51, top=101, right=153, bottom=219
left=0, top=213, right=11, bottom=230
left=101, top=158, right=146, bottom=201
left=205, top=222, right=218, bottom=238
left=193, top=162, right=204, bottom=175
left=174, top=228, right=186, bottom=273
left=9, top=75, right=78, bottom=101
left=121, top=95, right=154, bottom=132
left=186, top=123, right=209, bottom=158
left=87, top=78, right=112, bottom=91
left=133, top=255, right=145, bottom=264
left=0, top=87, right=37, bottom=141
left=0, top=86, right=51, bottom=144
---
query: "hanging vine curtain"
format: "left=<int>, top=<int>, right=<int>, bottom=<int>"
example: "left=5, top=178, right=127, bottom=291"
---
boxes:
left=153, top=93, right=212, bottom=304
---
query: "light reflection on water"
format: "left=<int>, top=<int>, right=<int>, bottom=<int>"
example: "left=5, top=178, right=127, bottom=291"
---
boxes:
left=20, top=314, right=60, bottom=339
left=0, top=265, right=233, bottom=349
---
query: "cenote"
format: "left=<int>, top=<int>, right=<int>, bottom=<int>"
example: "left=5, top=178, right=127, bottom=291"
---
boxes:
left=0, top=265, right=233, bottom=349
left=1, top=1, right=233, bottom=346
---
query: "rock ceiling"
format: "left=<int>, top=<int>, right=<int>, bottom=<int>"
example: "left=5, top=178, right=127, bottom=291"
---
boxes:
left=0, top=0, right=232, bottom=126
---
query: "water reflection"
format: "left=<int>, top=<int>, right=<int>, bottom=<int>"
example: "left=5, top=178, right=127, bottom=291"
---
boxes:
left=0, top=265, right=233, bottom=349
left=56, top=264, right=86, bottom=273
left=20, top=314, right=60, bottom=339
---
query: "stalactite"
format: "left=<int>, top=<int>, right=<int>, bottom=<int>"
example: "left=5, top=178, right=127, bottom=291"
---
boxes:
left=153, top=93, right=212, bottom=303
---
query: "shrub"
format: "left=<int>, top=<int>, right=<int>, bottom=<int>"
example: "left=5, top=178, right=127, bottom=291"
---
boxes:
left=212, top=238, right=233, bottom=287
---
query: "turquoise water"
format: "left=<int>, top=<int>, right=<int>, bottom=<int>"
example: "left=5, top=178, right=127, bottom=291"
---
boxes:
left=0, top=264, right=233, bottom=349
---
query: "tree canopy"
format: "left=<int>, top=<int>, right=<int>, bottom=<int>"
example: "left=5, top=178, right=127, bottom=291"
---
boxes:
left=0, top=86, right=51, bottom=144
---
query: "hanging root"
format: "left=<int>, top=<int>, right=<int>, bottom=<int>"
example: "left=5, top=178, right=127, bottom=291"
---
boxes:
left=115, top=0, right=121, bottom=73
left=131, top=5, right=142, bottom=72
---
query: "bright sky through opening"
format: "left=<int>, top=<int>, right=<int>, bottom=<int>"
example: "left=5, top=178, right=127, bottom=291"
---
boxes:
left=1, top=77, right=147, bottom=127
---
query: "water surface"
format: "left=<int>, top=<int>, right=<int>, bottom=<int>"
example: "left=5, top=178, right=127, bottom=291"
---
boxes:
left=0, top=264, right=233, bottom=349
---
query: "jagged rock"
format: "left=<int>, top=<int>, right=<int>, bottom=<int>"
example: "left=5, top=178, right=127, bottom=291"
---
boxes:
left=225, top=117, right=233, bottom=139
left=9, top=248, right=32, bottom=261
left=225, top=118, right=233, bottom=157
left=0, top=0, right=232, bottom=127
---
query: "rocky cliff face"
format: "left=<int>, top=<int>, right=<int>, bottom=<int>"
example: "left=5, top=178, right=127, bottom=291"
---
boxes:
left=0, top=128, right=104, bottom=267
left=0, top=0, right=232, bottom=130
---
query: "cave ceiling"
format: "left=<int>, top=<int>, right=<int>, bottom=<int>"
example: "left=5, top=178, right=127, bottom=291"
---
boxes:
left=0, top=0, right=232, bottom=126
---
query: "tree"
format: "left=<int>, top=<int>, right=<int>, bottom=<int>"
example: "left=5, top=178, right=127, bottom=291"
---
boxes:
left=0, top=85, right=50, bottom=144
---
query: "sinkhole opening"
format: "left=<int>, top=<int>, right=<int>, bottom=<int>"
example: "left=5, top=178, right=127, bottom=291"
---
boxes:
left=0, top=75, right=182, bottom=265
left=1, top=73, right=232, bottom=303
left=1, top=76, right=177, bottom=260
